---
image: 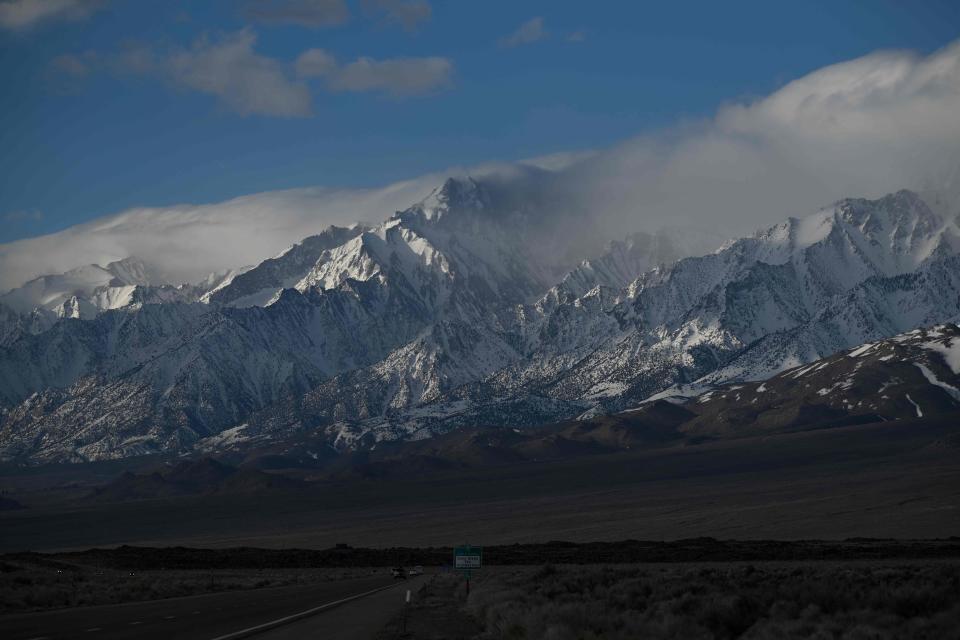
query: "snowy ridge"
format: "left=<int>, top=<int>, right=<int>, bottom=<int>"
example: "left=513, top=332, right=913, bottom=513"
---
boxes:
left=2, top=185, right=960, bottom=462
left=0, top=257, right=158, bottom=316
left=672, top=324, right=960, bottom=437
left=0, top=257, right=242, bottom=346
left=202, top=225, right=366, bottom=308
left=229, top=188, right=960, bottom=451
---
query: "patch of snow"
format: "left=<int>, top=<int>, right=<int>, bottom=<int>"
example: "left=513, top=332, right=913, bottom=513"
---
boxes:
left=788, top=363, right=818, bottom=378
left=637, top=382, right=712, bottom=406
left=848, top=342, right=878, bottom=358
left=793, top=209, right=835, bottom=248
left=921, top=339, right=960, bottom=374
left=197, top=424, right=250, bottom=450
left=905, top=394, right=923, bottom=417
left=914, top=362, right=960, bottom=401
left=585, top=381, right=628, bottom=400
left=577, top=405, right=607, bottom=420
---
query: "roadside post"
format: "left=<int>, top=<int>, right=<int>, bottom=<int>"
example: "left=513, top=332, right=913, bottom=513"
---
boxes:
left=453, top=544, right=482, bottom=596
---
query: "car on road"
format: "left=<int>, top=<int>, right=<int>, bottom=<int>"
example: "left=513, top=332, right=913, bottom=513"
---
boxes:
left=408, top=565, right=423, bottom=576
left=391, top=567, right=407, bottom=579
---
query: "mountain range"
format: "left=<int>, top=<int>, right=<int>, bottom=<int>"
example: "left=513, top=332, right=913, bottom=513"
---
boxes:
left=1, top=179, right=958, bottom=463
left=88, top=324, right=960, bottom=482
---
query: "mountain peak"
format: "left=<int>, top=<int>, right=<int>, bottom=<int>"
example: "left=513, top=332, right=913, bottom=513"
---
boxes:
left=3, top=187, right=960, bottom=463
left=742, top=189, right=954, bottom=273
left=0, top=255, right=163, bottom=316
left=104, top=256, right=158, bottom=287
left=400, top=176, right=489, bottom=222
left=834, top=188, right=940, bottom=229
left=203, top=224, right=367, bottom=307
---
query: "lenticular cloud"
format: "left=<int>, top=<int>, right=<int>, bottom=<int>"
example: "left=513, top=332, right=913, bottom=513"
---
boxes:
left=2, top=39, right=959, bottom=292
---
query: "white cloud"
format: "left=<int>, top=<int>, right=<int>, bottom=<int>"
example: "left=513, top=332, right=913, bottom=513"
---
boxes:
left=296, top=48, right=453, bottom=95
left=500, top=17, right=546, bottom=48
left=3, top=39, right=960, bottom=291
left=361, top=0, right=431, bottom=32
left=574, top=39, right=960, bottom=235
left=243, top=0, right=349, bottom=28
left=295, top=48, right=337, bottom=78
left=62, top=32, right=450, bottom=114
left=327, top=56, right=452, bottom=95
left=85, top=30, right=311, bottom=117
left=165, top=29, right=312, bottom=117
left=0, top=179, right=444, bottom=291
left=0, top=0, right=104, bottom=30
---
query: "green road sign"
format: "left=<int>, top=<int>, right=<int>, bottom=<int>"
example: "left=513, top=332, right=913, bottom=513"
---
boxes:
left=454, top=545, right=482, bottom=570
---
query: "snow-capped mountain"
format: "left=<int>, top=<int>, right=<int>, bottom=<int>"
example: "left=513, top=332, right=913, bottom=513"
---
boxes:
left=0, top=257, right=159, bottom=318
left=553, top=227, right=727, bottom=300
left=1, top=183, right=959, bottom=463
left=0, top=257, right=243, bottom=347
left=677, top=323, right=960, bottom=436
left=198, top=323, right=960, bottom=469
left=201, top=225, right=367, bottom=307
left=237, top=189, right=960, bottom=446
left=0, top=177, right=592, bottom=461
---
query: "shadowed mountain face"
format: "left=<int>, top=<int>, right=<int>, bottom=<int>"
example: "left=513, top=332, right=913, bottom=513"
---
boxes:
left=196, top=325, right=959, bottom=475
left=3, top=326, right=959, bottom=551
left=1, top=182, right=959, bottom=464
left=678, top=324, right=960, bottom=437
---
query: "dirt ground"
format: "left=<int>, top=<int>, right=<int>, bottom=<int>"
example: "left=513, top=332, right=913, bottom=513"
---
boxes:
left=3, top=419, right=959, bottom=553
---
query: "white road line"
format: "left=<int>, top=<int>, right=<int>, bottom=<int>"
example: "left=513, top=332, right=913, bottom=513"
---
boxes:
left=208, top=581, right=405, bottom=640
left=85, top=628, right=102, bottom=632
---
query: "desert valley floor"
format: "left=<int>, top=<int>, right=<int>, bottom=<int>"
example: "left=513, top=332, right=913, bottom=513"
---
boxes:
left=2, top=414, right=957, bottom=553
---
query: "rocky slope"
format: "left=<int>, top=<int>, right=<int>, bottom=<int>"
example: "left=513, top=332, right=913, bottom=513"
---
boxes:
left=673, top=323, right=960, bottom=436
left=0, top=257, right=239, bottom=347
left=0, top=177, right=589, bottom=461
left=201, top=224, right=366, bottom=308
left=213, top=324, right=960, bottom=473
left=237, top=189, right=960, bottom=448
left=1, top=182, right=959, bottom=463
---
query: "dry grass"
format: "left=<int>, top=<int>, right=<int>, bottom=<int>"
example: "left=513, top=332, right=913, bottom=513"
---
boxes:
left=0, top=556, right=377, bottom=613
left=375, top=573, right=483, bottom=640
left=465, top=562, right=960, bottom=639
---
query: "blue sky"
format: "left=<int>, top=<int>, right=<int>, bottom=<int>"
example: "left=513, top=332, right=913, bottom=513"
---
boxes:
left=1, top=0, right=959, bottom=244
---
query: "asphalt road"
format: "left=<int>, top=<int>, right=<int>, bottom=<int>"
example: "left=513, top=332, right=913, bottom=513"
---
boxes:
left=0, top=574, right=405, bottom=640
left=252, top=575, right=425, bottom=639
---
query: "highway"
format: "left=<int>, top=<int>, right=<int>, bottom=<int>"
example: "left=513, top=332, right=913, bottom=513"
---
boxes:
left=247, top=575, right=424, bottom=640
left=1, top=573, right=418, bottom=640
